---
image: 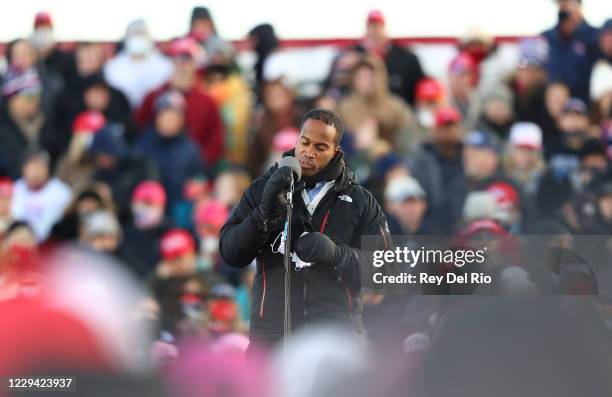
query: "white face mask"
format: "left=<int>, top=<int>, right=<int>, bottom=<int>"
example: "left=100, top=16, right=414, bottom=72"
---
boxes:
left=132, top=204, right=163, bottom=229
left=32, top=28, right=54, bottom=50
left=125, top=35, right=153, bottom=56
left=202, top=236, right=219, bottom=254
left=417, top=109, right=435, bottom=129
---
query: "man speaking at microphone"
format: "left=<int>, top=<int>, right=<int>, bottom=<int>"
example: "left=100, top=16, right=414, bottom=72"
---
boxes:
left=220, top=108, right=392, bottom=350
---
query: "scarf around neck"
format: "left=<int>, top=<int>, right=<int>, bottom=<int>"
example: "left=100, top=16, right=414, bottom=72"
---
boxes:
left=282, top=148, right=345, bottom=189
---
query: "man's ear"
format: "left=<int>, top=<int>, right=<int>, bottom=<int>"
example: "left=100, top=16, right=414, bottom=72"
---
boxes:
left=334, top=146, right=340, bottom=155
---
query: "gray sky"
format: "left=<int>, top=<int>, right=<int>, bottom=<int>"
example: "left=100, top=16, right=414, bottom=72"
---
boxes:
left=3, top=0, right=610, bottom=41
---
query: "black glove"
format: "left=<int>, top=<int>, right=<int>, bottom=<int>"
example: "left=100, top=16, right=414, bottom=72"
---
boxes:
left=258, top=166, right=293, bottom=226
left=295, top=232, right=340, bottom=265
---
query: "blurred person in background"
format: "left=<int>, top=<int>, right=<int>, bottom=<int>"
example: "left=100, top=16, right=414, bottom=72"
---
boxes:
left=411, top=106, right=463, bottom=232
left=0, top=67, right=62, bottom=177
left=456, top=27, right=498, bottom=90
left=474, top=84, right=515, bottom=139
left=49, top=185, right=114, bottom=243
left=104, top=19, right=173, bottom=109
left=338, top=55, right=412, bottom=152
left=247, top=24, right=279, bottom=100
left=322, top=50, right=362, bottom=101
left=206, top=283, right=246, bottom=336
left=413, top=77, right=446, bottom=132
left=248, top=76, right=303, bottom=176
left=55, top=110, right=106, bottom=191
left=590, top=20, right=612, bottom=117
left=29, top=11, right=73, bottom=80
left=503, top=122, right=546, bottom=208
left=486, top=181, right=523, bottom=233
left=508, top=38, right=549, bottom=125
left=6, top=38, right=64, bottom=119
left=577, top=139, right=609, bottom=191
left=0, top=221, right=38, bottom=300
left=88, top=125, right=158, bottom=220
left=542, top=0, right=601, bottom=103
left=122, top=180, right=173, bottom=277
left=213, top=168, right=252, bottom=210
left=136, top=37, right=223, bottom=168
left=548, top=98, right=591, bottom=181
left=152, top=228, right=222, bottom=334
left=383, top=176, right=432, bottom=235
left=584, top=177, right=612, bottom=234
left=542, top=80, right=571, bottom=153
left=134, top=90, right=205, bottom=217
left=200, top=40, right=251, bottom=166
left=193, top=199, right=244, bottom=290
left=0, top=178, right=14, bottom=237
left=11, top=150, right=71, bottom=241
left=447, top=52, right=481, bottom=132
left=58, top=42, right=134, bottom=141
left=188, top=6, right=233, bottom=62
left=355, top=10, right=425, bottom=106
left=79, top=210, right=122, bottom=255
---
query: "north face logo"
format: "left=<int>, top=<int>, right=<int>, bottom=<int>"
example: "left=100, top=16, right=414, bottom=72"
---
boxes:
left=339, top=195, right=352, bottom=203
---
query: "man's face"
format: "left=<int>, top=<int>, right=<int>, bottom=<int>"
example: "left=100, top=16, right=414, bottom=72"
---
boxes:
left=394, top=197, right=427, bottom=231
left=353, top=65, right=376, bottom=96
left=76, top=44, right=105, bottom=77
left=173, top=56, right=196, bottom=78
left=9, top=93, right=40, bottom=120
left=11, top=40, right=37, bottom=70
left=598, top=194, right=612, bottom=223
left=296, top=119, right=339, bottom=177
left=23, top=159, right=49, bottom=190
left=464, top=146, right=498, bottom=180
left=84, top=85, right=110, bottom=111
left=432, top=122, right=462, bottom=146
left=263, top=81, right=293, bottom=115
left=557, top=0, right=582, bottom=21
left=366, top=22, right=386, bottom=44
left=156, top=108, right=185, bottom=137
left=191, top=19, right=214, bottom=41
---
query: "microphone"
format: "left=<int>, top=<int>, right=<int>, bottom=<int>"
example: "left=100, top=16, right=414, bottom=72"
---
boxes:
left=278, top=156, right=301, bottom=182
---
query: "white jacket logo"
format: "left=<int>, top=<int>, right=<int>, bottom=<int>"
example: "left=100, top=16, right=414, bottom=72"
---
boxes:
left=339, top=195, right=352, bottom=203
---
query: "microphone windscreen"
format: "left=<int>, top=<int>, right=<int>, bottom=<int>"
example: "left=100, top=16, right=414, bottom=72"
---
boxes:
left=278, top=156, right=301, bottom=181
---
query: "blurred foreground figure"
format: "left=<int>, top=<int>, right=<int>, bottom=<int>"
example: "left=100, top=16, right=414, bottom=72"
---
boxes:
left=412, top=298, right=612, bottom=397
left=0, top=248, right=153, bottom=376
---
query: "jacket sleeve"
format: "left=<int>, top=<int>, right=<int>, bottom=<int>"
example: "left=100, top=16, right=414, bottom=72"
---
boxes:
left=332, top=189, right=395, bottom=291
left=219, top=177, right=271, bottom=267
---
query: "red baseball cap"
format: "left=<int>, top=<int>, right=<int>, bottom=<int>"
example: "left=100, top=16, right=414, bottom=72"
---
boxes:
left=169, top=37, right=199, bottom=60
left=367, top=10, right=385, bottom=25
left=210, top=300, right=238, bottom=323
left=0, top=178, right=14, bottom=197
left=435, top=106, right=462, bottom=127
left=132, top=181, right=166, bottom=206
left=194, top=200, right=229, bottom=227
left=160, top=229, right=196, bottom=260
left=34, top=12, right=52, bottom=29
left=449, top=52, right=477, bottom=76
left=416, top=78, right=445, bottom=102
left=72, top=111, right=106, bottom=134
left=487, top=182, right=520, bottom=209
left=459, top=219, right=507, bottom=237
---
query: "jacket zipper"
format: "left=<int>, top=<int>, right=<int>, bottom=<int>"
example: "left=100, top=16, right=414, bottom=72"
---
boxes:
left=259, top=256, right=266, bottom=319
left=305, top=209, right=332, bottom=325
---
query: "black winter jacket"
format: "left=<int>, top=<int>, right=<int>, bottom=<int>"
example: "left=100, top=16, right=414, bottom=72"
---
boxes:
left=220, top=162, right=392, bottom=345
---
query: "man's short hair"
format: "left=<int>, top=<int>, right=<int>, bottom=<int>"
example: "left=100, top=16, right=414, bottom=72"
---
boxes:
left=299, top=108, right=344, bottom=146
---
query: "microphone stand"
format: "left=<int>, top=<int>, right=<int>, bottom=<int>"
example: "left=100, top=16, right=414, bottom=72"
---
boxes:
left=283, top=176, right=294, bottom=352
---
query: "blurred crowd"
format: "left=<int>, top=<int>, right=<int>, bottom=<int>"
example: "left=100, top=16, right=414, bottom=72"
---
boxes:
left=1, top=1, right=612, bottom=395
